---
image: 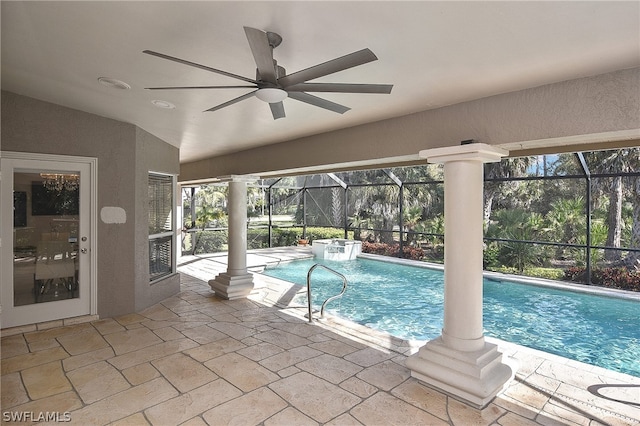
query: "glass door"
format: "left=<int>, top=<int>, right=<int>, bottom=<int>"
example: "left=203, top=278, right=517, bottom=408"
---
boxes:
left=1, top=155, right=94, bottom=328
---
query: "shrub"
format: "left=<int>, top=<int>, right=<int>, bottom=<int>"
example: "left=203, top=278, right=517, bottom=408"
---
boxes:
left=268, top=227, right=354, bottom=246
left=564, top=266, right=640, bottom=292
left=525, top=267, right=565, bottom=281
left=193, top=230, right=227, bottom=254
left=361, top=242, right=424, bottom=260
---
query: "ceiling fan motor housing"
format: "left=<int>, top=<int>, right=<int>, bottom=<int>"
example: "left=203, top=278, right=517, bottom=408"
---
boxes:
left=256, top=62, right=286, bottom=87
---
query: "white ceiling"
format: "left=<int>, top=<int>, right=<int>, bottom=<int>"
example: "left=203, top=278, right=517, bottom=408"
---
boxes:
left=2, top=1, right=639, bottom=163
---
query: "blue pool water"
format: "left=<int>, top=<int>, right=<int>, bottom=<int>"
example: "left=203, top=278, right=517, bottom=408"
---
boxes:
left=262, top=257, right=640, bottom=377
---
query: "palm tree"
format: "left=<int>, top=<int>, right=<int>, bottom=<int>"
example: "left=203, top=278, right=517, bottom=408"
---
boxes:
left=483, top=157, right=535, bottom=227
left=588, top=148, right=640, bottom=263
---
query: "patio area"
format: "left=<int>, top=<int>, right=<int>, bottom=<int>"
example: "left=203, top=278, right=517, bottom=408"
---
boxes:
left=2, top=248, right=639, bottom=425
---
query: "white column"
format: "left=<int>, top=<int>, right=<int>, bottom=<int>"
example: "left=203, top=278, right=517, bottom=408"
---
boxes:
left=209, top=176, right=256, bottom=300
left=406, top=143, right=514, bottom=408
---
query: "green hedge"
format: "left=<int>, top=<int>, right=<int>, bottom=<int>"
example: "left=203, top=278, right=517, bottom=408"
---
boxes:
left=190, top=227, right=354, bottom=253
left=192, top=230, right=227, bottom=254
left=487, top=266, right=565, bottom=281
left=269, top=227, right=353, bottom=247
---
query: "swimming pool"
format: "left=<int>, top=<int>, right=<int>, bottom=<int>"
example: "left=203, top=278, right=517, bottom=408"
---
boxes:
left=261, top=257, right=640, bottom=377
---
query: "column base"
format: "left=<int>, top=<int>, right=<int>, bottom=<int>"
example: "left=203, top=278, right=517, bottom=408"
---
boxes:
left=209, top=273, right=254, bottom=300
left=405, top=336, right=515, bottom=408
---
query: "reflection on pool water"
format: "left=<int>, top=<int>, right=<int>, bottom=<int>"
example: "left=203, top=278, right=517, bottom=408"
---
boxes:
left=261, top=257, right=640, bottom=377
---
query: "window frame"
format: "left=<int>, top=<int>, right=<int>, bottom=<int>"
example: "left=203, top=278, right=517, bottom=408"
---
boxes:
left=148, top=172, right=176, bottom=282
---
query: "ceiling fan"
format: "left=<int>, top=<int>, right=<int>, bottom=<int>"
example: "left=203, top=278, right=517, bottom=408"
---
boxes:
left=143, top=26, right=393, bottom=119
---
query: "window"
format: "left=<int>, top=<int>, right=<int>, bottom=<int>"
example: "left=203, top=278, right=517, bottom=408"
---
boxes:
left=148, top=173, right=175, bottom=281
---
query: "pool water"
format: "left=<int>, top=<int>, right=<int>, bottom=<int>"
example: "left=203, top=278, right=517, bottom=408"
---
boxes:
left=261, top=257, right=640, bottom=377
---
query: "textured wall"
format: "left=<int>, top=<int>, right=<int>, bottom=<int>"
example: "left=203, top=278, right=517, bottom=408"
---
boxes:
left=1, top=91, right=180, bottom=319
left=180, top=67, right=640, bottom=182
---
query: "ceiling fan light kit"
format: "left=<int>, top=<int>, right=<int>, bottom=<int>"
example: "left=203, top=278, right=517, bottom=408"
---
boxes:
left=144, top=26, right=392, bottom=120
left=255, top=88, right=288, bottom=103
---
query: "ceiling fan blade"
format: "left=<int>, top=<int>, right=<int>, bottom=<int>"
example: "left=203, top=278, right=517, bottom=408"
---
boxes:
left=269, top=102, right=286, bottom=120
left=278, top=48, right=378, bottom=88
left=143, top=50, right=257, bottom=84
left=243, top=27, right=277, bottom=84
left=286, top=83, right=393, bottom=94
left=288, top=92, right=350, bottom=114
left=145, top=85, right=257, bottom=90
left=204, top=90, right=257, bottom=112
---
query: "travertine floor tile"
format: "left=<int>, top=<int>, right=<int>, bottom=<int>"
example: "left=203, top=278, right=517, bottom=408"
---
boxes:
left=57, top=328, right=109, bottom=355
left=351, top=391, right=447, bottom=425
left=339, top=377, right=378, bottom=399
left=69, top=377, right=178, bottom=424
left=1, top=334, right=29, bottom=359
left=309, top=339, right=360, bottom=357
left=92, top=318, right=126, bottom=335
left=253, top=328, right=312, bottom=349
left=297, top=353, right=363, bottom=384
left=1, top=347, right=69, bottom=375
left=1, top=372, right=30, bottom=409
left=180, top=324, right=227, bottom=344
left=344, top=347, right=395, bottom=368
left=447, top=398, right=506, bottom=425
left=202, top=387, right=288, bottom=426
left=259, top=346, right=323, bottom=372
left=67, top=360, right=130, bottom=404
left=153, top=326, right=185, bottom=341
left=28, top=338, right=60, bottom=352
left=236, top=341, right=284, bottom=361
left=183, top=337, right=246, bottom=362
left=208, top=321, right=256, bottom=339
left=390, top=380, right=449, bottom=421
left=6, top=391, right=82, bottom=418
left=103, top=327, right=164, bottom=355
left=152, top=352, right=217, bottom=392
left=110, top=412, right=151, bottom=426
left=122, top=362, right=160, bottom=386
left=269, top=371, right=361, bottom=423
left=325, top=412, right=364, bottom=425
left=114, top=313, right=146, bottom=326
left=144, top=379, right=242, bottom=425
left=205, top=352, right=279, bottom=392
left=108, top=338, right=198, bottom=370
left=139, top=303, right=180, bottom=321
left=355, top=359, right=410, bottom=391
left=269, top=321, right=325, bottom=338
left=264, top=407, right=318, bottom=426
left=180, top=417, right=209, bottom=426
left=62, top=346, right=115, bottom=372
left=21, top=360, right=72, bottom=400
left=23, top=322, right=92, bottom=343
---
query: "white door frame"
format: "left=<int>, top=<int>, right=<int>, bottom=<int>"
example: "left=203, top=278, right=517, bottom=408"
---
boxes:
left=0, top=151, right=98, bottom=328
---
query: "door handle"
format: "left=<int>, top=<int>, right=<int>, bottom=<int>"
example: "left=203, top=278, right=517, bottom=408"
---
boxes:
left=81, top=248, right=88, bottom=254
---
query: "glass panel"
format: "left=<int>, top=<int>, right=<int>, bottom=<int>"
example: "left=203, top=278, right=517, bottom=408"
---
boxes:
left=149, top=236, right=172, bottom=281
left=14, top=171, right=80, bottom=306
left=149, top=174, right=173, bottom=235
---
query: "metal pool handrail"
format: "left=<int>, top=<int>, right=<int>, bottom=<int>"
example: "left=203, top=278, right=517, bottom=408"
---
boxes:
left=306, top=263, right=348, bottom=323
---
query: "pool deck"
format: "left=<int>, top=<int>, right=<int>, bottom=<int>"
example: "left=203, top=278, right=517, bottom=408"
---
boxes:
left=1, top=247, right=639, bottom=425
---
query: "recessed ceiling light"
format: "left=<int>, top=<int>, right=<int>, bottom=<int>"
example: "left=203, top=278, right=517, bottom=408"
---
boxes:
left=151, top=100, right=175, bottom=109
left=97, top=77, right=131, bottom=90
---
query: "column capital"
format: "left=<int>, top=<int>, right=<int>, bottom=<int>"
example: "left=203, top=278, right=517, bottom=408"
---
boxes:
left=419, top=143, right=508, bottom=164
left=216, top=174, right=259, bottom=183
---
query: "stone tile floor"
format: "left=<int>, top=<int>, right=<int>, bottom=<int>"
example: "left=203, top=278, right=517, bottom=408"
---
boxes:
left=2, top=248, right=639, bottom=425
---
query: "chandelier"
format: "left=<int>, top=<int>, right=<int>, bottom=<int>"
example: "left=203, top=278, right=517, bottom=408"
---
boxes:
left=40, top=173, right=80, bottom=192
